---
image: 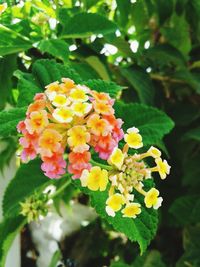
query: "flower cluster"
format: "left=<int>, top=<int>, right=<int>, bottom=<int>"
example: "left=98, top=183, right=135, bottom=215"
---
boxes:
left=80, top=127, right=171, bottom=218
left=17, top=78, right=124, bottom=179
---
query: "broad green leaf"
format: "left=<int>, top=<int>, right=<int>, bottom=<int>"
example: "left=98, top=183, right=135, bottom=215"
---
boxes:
left=38, top=39, right=69, bottom=63
left=0, top=216, right=26, bottom=267
left=170, top=195, right=200, bottom=225
left=182, top=127, right=200, bottom=142
left=144, top=44, right=186, bottom=68
left=157, top=0, right=173, bottom=25
left=0, top=107, right=26, bottom=137
left=85, top=79, right=123, bottom=98
left=85, top=56, right=110, bottom=81
left=161, top=14, right=191, bottom=56
left=3, top=159, right=50, bottom=218
left=182, top=155, right=200, bottom=186
left=120, top=66, right=155, bottom=105
left=132, top=250, right=166, bottom=267
left=61, top=12, right=117, bottom=38
left=74, top=179, right=158, bottom=253
left=15, top=70, right=41, bottom=107
left=176, top=226, right=200, bottom=267
left=0, top=54, right=17, bottom=109
left=0, top=138, right=16, bottom=172
left=0, top=24, right=32, bottom=56
left=71, top=62, right=100, bottom=80
left=115, top=0, right=131, bottom=27
left=32, top=59, right=82, bottom=88
left=115, top=102, right=174, bottom=145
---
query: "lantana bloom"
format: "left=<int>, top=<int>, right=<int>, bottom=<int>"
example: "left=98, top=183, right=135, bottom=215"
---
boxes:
left=81, top=127, right=171, bottom=218
left=17, top=78, right=124, bottom=179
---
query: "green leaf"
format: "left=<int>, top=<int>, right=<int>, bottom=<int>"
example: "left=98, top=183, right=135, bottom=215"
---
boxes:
left=74, top=179, right=158, bottom=254
left=71, top=62, right=100, bottom=80
left=0, top=216, right=26, bottom=267
left=157, top=0, right=173, bottom=25
left=182, top=126, right=200, bottom=142
left=0, top=107, right=26, bottom=137
left=161, top=14, right=191, bottom=56
left=144, top=44, right=186, bottom=68
left=85, top=79, right=123, bottom=98
left=32, top=59, right=82, bottom=88
left=110, top=261, right=130, bottom=267
left=0, top=24, right=32, bottom=56
left=38, top=39, right=69, bottom=63
left=120, top=66, right=155, bottom=105
left=48, top=250, right=62, bottom=267
left=0, top=54, right=17, bottom=109
left=15, top=71, right=41, bottom=107
left=170, top=195, right=200, bottom=225
left=61, top=12, right=117, bottom=38
left=132, top=250, right=166, bottom=267
left=176, top=226, right=200, bottom=267
left=3, top=159, right=50, bottom=218
left=115, top=102, right=174, bottom=146
left=182, top=155, right=200, bottom=186
left=85, top=56, right=111, bottom=81
left=115, top=0, right=131, bottom=27
left=0, top=138, right=16, bottom=172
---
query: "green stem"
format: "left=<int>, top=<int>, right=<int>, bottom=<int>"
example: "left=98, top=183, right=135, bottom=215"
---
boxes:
left=90, top=158, right=113, bottom=171
left=50, top=179, right=71, bottom=199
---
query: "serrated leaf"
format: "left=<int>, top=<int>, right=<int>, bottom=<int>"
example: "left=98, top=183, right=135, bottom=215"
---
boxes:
left=15, top=71, right=41, bottom=107
left=0, top=216, right=26, bottom=267
left=32, top=59, right=82, bottom=88
left=0, top=54, right=17, bottom=110
left=120, top=66, right=155, bottom=105
left=61, top=12, right=117, bottom=38
left=3, top=159, right=50, bottom=218
left=115, top=102, right=174, bottom=146
left=38, top=39, right=69, bottom=63
left=170, top=195, right=200, bottom=225
left=85, top=79, right=123, bottom=98
left=0, top=107, right=26, bottom=137
left=73, top=179, right=158, bottom=253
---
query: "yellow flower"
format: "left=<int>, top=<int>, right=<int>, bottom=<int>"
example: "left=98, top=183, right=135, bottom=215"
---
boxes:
left=108, top=147, right=125, bottom=170
left=80, top=166, right=108, bottom=191
left=67, top=125, right=90, bottom=152
left=122, top=203, right=141, bottom=218
left=0, top=3, right=7, bottom=15
left=106, top=193, right=125, bottom=217
left=53, top=107, right=74, bottom=123
left=69, top=87, right=88, bottom=102
left=52, top=94, right=70, bottom=107
left=155, top=158, right=171, bottom=179
left=144, top=188, right=163, bottom=209
left=45, top=81, right=61, bottom=100
left=71, top=102, right=92, bottom=117
left=147, top=146, right=161, bottom=158
left=124, top=127, right=143, bottom=149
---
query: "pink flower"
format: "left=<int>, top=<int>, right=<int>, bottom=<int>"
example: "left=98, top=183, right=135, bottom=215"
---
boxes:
left=68, top=151, right=91, bottom=179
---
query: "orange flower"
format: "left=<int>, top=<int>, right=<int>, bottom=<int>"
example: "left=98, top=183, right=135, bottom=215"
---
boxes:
left=87, top=114, right=112, bottom=136
left=93, top=101, right=114, bottom=115
left=25, top=110, right=49, bottom=134
left=39, top=129, right=62, bottom=156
